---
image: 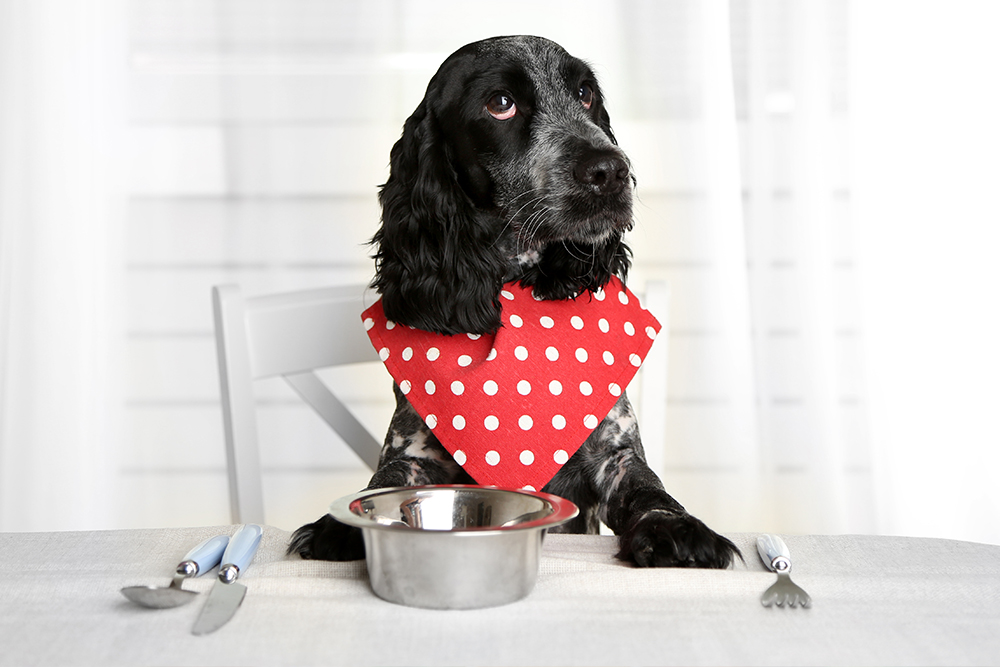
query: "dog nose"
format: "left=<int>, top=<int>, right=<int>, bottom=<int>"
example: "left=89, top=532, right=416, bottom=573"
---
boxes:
left=574, top=151, right=630, bottom=195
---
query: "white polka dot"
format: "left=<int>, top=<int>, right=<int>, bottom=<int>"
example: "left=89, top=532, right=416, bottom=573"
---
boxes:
left=518, top=415, right=533, bottom=430
left=453, top=415, right=466, bottom=430
left=426, top=347, right=440, bottom=361
left=364, top=318, right=375, bottom=330
left=630, top=353, right=642, bottom=367
left=426, top=414, right=438, bottom=429
left=579, top=381, right=593, bottom=396
left=545, top=346, right=559, bottom=361
left=451, top=380, right=465, bottom=395
left=584, top=414, right=599, bottom=429
left=399, top=380, right=411, bottom=394
left=598, top=318, right=610, bottom=333
left=483, top=380, right=498, bottom=395
left=425, top=380, right=436, bottom=395
left=646, top=326, right=657, bottom=339
left=378, top=347, right=390, bottom=361
left=484, top=415, right=499, bottom=431
left=571, top=316, right=584, bottom=330
left=594, top=288, right=606, bottom=301
left=532, top=289, right=543, bottom=301
left=549, top=380, right=563, bottom=395
left=402, top=346, right=413, bottom=361
left=618, top=291, right=629, bottom=305
left=603, top=350, right=615, bottom=365
left=540, top=316, right=554, bottom=329
left=519, top=450, right=535, bottom=465
left=554, top=449, right=569, bottom=464
left=509, top=314, right=523, bottom=328
left=609, top=382, right=622, bottom=396
left=517, top=380, right=531, bottom=395
left=624, top=321, right=635, bottom=336
left=575, top=348, right=588, bottom=363
left=453, top=450, right=467, bottom=465
left=486, top=348, right=498, bottom=361
left=457, top=354, right=472, bottom=367
left=385, top=320, right=396, bottom=330
left=515, top=346, right=528, bottom=361
left=552, top=415, right=566, bottom=430
left=467, top=333, right=481, bottom=340
left=501, top=290, right=514, bottom=300
left=522, top=485, right=536, bottom=491
left=485, top=450, right=501, bottom=466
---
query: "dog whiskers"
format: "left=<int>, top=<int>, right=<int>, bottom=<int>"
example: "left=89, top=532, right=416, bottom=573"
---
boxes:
left=515, top=206, right=554, bottom=257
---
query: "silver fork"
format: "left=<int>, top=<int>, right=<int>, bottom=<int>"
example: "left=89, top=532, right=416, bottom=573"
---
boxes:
left=757, top=534, right=812, bottom=608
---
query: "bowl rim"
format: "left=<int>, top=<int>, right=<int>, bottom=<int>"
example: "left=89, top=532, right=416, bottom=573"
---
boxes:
left=328, top=484, right=579, bottom=534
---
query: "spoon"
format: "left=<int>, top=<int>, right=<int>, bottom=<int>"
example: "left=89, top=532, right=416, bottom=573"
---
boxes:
left=121, top=534, right=230, bottom=608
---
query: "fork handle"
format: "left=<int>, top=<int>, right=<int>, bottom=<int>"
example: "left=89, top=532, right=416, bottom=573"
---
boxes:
left=757, top=534, right=792, bottom=573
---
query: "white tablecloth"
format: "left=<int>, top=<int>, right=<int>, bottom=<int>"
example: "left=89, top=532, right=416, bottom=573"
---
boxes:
left=1, top=526, right=998, bottom=666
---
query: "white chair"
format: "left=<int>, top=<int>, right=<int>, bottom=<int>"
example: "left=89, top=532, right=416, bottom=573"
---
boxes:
left=212, top=284, right=382, bottom=524
left=212, top=280, right=669, bottom=526
left=637, top=280, right=669, bottom=478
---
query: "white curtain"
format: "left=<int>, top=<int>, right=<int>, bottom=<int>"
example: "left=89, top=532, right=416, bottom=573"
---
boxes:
left=852, top=0, right=1000, bottom=545
left=606, top=0, right=866, bottom=535
left=0, top=0, right=127, bottom=531
left=740, top=0, right=864, bottom=533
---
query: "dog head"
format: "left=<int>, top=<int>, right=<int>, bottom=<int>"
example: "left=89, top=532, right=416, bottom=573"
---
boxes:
left=373, top=35, right=633, bottom=335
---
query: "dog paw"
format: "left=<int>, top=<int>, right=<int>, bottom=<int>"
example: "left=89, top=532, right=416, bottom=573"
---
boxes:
left=617, top=510, right=741, bottom=569
left=287, top=514, right=366, bottom=561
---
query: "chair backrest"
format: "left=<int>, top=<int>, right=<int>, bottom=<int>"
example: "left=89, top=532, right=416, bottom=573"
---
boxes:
left=212, top=283, right=382, bottom=524
left=212, top=280, right=669, bottom=526
left=637, top=281, right=669, bottom=478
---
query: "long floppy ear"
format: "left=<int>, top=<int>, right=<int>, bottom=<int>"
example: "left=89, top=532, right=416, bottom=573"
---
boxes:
left=371, top=97, right=508, bottom=335
left=524, top=236, right=633, bottom=301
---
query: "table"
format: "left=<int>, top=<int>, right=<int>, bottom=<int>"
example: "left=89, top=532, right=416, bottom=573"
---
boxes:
left=2, top=527, right=998, bottom=666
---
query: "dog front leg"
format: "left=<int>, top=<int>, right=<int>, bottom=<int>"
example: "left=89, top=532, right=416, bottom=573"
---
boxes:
left=570, top=394, right=741, bottom=569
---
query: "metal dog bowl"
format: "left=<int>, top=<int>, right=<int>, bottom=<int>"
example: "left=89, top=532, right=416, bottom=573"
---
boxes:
left=329, top=485, right=579, bottom=609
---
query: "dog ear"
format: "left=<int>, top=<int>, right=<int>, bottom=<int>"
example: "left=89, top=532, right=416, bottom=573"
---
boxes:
left=372, top=97, right=508, bottom=335
left=524, top=237, right=633, bottom=301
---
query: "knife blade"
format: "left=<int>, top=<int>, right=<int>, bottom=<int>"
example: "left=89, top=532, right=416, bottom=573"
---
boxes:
left=192, top=524, right=263, bottom=635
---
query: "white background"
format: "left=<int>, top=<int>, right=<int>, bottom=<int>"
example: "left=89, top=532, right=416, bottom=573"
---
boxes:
left=1, top=0, right=997, bottom=545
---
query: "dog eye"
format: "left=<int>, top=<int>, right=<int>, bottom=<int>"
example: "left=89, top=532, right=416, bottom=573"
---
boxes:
left=578, top=83, right=594, bottom=110
left=486, top=93, right=517, bottom=120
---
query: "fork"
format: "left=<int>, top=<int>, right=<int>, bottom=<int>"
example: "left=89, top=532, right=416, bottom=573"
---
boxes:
left=757, top=534, right=812, bottom=608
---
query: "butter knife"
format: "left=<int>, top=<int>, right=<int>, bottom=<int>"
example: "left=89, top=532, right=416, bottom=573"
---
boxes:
left=192, top=524, right=263, bottom=635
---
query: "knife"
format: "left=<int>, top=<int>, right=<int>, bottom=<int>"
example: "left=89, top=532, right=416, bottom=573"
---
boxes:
left=192, top=524, right=263, bottom=635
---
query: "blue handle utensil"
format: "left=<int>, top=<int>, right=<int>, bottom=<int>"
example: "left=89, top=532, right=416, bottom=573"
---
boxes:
left=192, top=524, right=263, bottom=635
left=121, top=534, right=230, bottom=609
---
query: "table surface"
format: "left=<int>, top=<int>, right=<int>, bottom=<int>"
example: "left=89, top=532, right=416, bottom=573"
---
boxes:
left=2, top=526, right=999, bottom=666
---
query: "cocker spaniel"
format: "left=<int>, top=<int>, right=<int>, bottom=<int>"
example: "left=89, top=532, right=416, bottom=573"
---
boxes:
left=289, top=35, right=740, bottom=569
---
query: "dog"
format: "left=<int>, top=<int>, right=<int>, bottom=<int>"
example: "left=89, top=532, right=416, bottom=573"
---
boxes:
left=289, top=35, right=740, bottom=569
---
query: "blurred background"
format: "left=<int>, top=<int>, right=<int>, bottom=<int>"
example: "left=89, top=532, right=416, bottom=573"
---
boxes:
left=1, top=0, right=998, bottom=545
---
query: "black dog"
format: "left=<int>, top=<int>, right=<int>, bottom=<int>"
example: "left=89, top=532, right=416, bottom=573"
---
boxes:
left=290, top=36, right=739, bottom=569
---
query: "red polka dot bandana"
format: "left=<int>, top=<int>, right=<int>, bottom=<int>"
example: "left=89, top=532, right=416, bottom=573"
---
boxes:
left=362, top=276, right=662, bottom=491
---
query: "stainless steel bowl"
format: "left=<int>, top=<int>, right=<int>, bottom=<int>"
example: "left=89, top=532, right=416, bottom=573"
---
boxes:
left=329, top=485, right=579, bottom=609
